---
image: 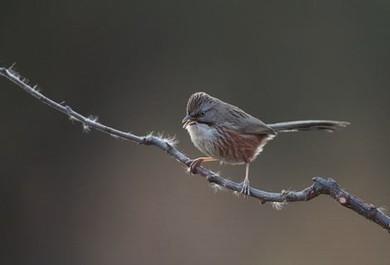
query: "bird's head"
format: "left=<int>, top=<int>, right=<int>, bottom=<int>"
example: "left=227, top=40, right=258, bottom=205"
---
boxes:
left=182, top=92, right=218, bottom=129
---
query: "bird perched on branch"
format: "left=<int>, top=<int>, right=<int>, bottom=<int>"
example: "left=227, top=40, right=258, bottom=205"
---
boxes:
left=182, top=92, right=349, bottom=195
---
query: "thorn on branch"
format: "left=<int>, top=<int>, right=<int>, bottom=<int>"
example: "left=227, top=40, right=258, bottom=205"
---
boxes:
left=110, top=133, right=120, bottom=139
left=82, top=123, right=91, bottom=133
left=271, top=202, right=286, bottom=211
left=82, top=115, right=99, bottom=133
left=9, top=62, right=16, bottom=69
left=209, top=183, right=224, bottom=193
left=32, top=84, right=40, bottom=91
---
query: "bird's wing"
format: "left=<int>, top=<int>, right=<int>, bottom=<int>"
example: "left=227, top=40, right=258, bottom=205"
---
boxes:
left=238, top=116, right=275, bottom=135
left=222, top=105, right=275, bottom=135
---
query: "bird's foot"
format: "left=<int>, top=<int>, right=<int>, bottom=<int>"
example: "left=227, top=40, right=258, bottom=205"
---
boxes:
left=188, top=158, right=203, bottom=174
left=240, top=179, right=251, bottom=196
left=187, top=156, right=217, bottom=175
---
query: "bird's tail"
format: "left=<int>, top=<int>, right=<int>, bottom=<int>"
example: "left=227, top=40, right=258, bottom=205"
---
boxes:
left=269, top=120, right=350, bottom=133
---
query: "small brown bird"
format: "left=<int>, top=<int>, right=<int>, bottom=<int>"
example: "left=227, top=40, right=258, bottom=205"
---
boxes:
left=182, top=92, right=349, bottom=195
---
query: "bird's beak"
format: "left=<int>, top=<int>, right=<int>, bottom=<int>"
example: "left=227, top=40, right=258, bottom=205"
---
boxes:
left=182, top=114, right=196, bottom=128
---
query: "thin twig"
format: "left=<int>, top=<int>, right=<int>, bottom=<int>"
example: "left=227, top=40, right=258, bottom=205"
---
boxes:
left=1, top=64, right=389, bottom=233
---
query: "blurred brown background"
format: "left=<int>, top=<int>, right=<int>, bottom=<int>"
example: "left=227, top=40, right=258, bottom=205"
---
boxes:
left=1, top=1, right=389, bottom=264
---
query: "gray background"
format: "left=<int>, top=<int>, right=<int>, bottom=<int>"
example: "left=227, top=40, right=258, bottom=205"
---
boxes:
left=1, top=1, right=389, bottom=264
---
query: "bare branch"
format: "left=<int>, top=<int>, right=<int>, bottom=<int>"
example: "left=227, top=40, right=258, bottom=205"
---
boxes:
left=1, top=64, right=389, bottom=233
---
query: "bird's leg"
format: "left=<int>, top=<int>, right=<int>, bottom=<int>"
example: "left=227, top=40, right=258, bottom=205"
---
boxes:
left=188, top=156, right=217, bottom=174
left=241, top=163, right=251, bottom=195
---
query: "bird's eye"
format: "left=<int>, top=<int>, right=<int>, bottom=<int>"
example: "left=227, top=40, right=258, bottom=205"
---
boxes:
left=199, top=112, right=205, bottom=117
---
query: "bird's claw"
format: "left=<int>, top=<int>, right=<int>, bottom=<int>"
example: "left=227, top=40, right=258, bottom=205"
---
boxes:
left=187, top=157, right=216, bottom=175
left=188, top=159, right=202, bottom=175
left=240, top=180, right=251, bottom=196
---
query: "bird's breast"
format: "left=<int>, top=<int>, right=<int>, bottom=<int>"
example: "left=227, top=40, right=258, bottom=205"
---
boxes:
left=186, top=123, right=218, bottom=156
left=186, top=123, right=274, bottom=165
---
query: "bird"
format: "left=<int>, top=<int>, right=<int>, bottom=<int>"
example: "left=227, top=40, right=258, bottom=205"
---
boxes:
left=182, top=92, right=349, bottom=195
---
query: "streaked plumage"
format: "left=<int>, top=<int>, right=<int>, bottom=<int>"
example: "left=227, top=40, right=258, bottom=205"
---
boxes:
left=183, top=92, right=349, bottom=195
